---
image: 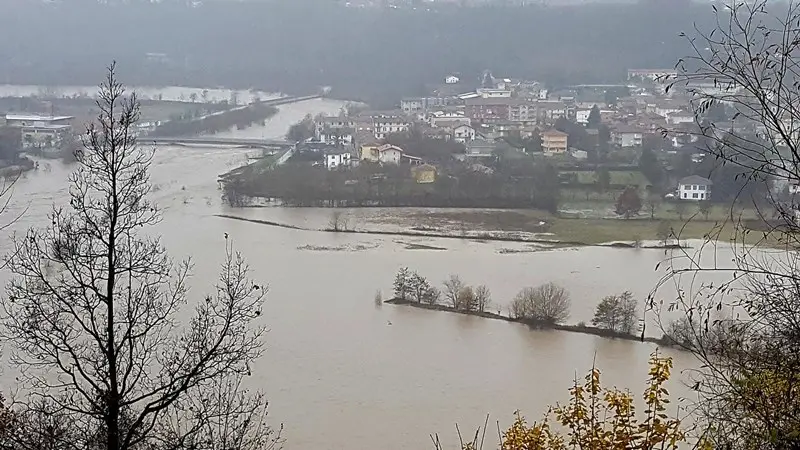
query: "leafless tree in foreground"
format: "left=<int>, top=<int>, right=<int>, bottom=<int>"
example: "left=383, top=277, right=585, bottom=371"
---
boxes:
left=0, top=65, right=279, bottom=450
left=651, top=1, right=800, bottom=447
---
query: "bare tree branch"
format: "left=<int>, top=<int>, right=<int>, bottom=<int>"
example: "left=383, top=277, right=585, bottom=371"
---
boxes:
left=0, top=64, right=276, bottom=450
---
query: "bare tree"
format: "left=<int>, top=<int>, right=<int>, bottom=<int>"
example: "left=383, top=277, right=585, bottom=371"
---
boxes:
left=327, top=210, right=349, bottom=232
left=409, top=273, right=439, bottom=305
left=456, top=286, right=477, bottom=312
left=646, top=193, right=661, bottom=220
left=652, top=2, right=800, bottom=447
left=511, top=283, right=571, bottom=324
left=442, top=274, right=465, bottom=309
left=474, top=285, right=491, bottom=313
left=0, top=65, right=276, bottom=450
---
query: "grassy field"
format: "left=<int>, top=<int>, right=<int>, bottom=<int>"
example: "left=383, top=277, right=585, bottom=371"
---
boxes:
left=560, top=198, right=764, bottom=222
left=390, top=207, right=772, bottom=246
left=548, top=216, right=739, bottom=244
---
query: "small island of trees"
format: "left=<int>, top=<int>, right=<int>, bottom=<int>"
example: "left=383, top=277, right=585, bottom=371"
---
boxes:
left=387, top=268, right=658, bottom=346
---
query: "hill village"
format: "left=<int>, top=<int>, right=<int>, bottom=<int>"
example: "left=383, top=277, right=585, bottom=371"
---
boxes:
left=254, top=68, right=762, bottom=219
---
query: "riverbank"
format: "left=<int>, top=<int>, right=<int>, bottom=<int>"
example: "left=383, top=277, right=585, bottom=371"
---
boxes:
left=365, top=208, right=755, bottom=246
left=149, top=103, right=279, bottom=137
left=385, top=298, right=677, bottom=349
left=215, top=213, right=687, bottom=249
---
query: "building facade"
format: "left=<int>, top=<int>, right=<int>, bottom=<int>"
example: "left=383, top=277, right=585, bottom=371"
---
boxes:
left=4, top=114, right=74, bottom=149
left=541, top=129, right=568, bottom=154
left=464, top=98, right=511, bottom=124
left=325, top=152, right=351, bottom=170
left=453, top=124, right=476, bottom=143
left=678, top=175, right=712, bottom=200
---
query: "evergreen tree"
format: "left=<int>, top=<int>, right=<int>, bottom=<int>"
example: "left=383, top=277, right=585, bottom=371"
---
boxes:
left=587, top=105, right=602, bottom=128
left=615, top=186, right=642, bottom=218
left=638, top=146, right=664, bottom=189
left=393, top=267, right=411, bottom=300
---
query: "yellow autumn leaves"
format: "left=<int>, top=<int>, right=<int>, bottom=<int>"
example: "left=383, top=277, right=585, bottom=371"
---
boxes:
left=497, top=352, right=706, bottom=450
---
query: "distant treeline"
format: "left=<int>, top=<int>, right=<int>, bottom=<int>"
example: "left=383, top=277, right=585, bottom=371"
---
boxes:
left=148, top=104, right=278, bottom=137
left=0, top=0, right=707, bottom=107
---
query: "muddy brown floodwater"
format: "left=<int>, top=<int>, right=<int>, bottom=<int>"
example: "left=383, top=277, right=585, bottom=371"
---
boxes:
left=0, top=98, right=745, bottom=450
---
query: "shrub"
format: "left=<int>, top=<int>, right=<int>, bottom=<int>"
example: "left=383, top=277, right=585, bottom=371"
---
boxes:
left=511, top=282, right=571, bottom=324
left=591, top=291, right=638, bottom=334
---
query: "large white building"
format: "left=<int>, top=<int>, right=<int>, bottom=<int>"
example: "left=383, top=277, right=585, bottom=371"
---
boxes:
left=452, top=124, right=476, bottom=143
left=429, top=111, right=470, bottom=129
left=476, top=88, right=512, bottom=99
left=678, top=175, right=712, bottom=201
left=372, top=117, right=410, bottom=140
left=4, top=114, right=74, bottom=149
left=325, top=152, right=351, bottom=170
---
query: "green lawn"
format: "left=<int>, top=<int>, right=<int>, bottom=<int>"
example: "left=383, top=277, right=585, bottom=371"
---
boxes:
left=548, top=216, right=737, bottom=244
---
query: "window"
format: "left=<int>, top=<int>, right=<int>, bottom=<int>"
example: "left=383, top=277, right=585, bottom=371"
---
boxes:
left=692, top=193, right=698, bottom=199
left=699, top=185, right=706, bottom=190
left=683, top=193, right=688, bottom=199
left=700, top=193, right=705, bottom=199
left=692, top=185, right=698, bottom=190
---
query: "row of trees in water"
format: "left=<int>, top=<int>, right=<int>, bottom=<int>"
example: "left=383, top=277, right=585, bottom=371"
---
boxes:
left=390, top=268, right=641, bottom=336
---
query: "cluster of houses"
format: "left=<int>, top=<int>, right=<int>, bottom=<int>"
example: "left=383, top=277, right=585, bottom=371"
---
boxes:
left=301, top=69, right=716, bottom=176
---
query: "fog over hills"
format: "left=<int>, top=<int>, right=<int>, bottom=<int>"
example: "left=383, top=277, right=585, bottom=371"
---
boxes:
left=2, top=0, right=702, bottom=105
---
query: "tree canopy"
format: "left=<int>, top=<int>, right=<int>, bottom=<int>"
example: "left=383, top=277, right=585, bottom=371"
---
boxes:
left=615, top=186, right=642, bottom=218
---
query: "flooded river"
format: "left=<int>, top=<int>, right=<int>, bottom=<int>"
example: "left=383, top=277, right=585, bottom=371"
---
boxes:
left=0, top=97, right=713, bottom=449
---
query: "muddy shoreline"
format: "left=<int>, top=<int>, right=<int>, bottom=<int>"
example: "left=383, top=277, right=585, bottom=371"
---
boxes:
left=215, top=214, right=686, bottom=249
left=384, top=298, right=679, bottom=349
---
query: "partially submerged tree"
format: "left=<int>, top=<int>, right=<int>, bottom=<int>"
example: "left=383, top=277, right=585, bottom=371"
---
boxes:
left=591, top=291, right=638, bottom=334
left=0, top=65, right=278, bottom=450
left=393, top=267, right=412, bottom=300
left=443, top=274, right=465, bottom=309
left=473, top=285, right=491, bottom=313
left=409, top=272, right=439, bottom=305
left=510, top=282, right=571, bottom=324
left=327, top=210, right=349, bottom=232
